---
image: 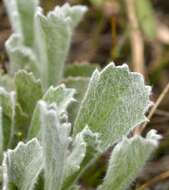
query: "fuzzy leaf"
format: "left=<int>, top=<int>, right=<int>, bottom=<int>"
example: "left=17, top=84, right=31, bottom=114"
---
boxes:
left=63, top=77, right=89, bottom=124
left=43, top=84, right=76, bottom=113
left=2, top=138, right=43, bottom=190
left=64, top=128, right=87, bottom=179
left=0, top=88, right=16, bottom=149
left=0, top=107, right=3, bottom=162
left=98, top=130, right=161, bottom=190
left=28, top=84, right=75, bottom=139
left=74, top=63, right=152, bottom=151
left=62, top=126, right=101, bottom=190
left=59, top=3, right=88, bottom=28
left=0, top=87, right=29, bottom=147
left=5, top=34, right=38, bottom=74
left=4, top=2, right=86, bottom=87
left=15, top=0, right=39, bottom=46
left=15, top=70, right=43, bottom=119
left=40, top=101, right=71, bottom=190
left=34, top=4, right=87, bottom=88
left=3, top=0, right=22, bottom=34
left=0, top=71, right=14, bottom=91
left=4, top=0, right=39, bottom=47
left=13, top=103, right=29, bottom=144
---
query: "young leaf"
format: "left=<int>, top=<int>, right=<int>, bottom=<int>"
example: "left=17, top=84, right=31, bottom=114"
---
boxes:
left=39, top=101, right=71, bottom=190
left=15, top=70, right=43, bottom=119
left=62, top=126, right=101, bottom=190
left=74, top=63, right=152, bottom=151
left=0, top=88, right=16, bottom=149
left=0, top=87, right=29, bottom=147
left=15, top=0, right=39, bottom=46
left=64, top=128, right=87, bottom=180
left=60, top=3, right=87, bottom=28
left=4, top=2, right=86, bottom=87
left=63, top=77, right=89, bottom=124
left=0, top=107, right=3, bottom=162
left=34, top=8, right=71, bottom=88
left=5, top=34, right=38, bottom=74
left=0, top=71, right=14, bottom=91
left=28, top=84, right=75, bottom=139
left=98, top=130, right=161, bottom=190
left=43, top=84, right=76, bottom=113
left=34, top=4, right=87, bottom=88
left=13, top=103, right=29, bottom=143
left=3, top=0, right=39, bottom=47
left=2, top=138, right=43, bottom=190
left=3, top=0, right=22, bottom=34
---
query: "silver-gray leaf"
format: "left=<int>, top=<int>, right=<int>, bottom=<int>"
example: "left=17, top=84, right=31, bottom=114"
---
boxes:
left=74, top=63, right=152, bottom=151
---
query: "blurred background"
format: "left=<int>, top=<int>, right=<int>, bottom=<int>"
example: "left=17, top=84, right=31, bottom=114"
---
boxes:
left=0, top=0, right=169, bottom=189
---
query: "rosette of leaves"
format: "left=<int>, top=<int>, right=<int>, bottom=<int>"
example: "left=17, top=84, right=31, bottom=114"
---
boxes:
left=0, top=63, right=161, bottom=190
left=3, top=0, right=101, bottom=125
left=0, top=1, right=161, bottom=190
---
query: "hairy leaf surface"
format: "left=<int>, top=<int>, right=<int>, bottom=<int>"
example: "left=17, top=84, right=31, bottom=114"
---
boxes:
left=98, top=130, right=161, bottom=190
left=0, top=107, right=3, bottom=162
left=0, top=88, right=16, bottom=148
left=3, top=0, right=21, bottom=34
left=28, top=84, right=75, bottom=139
left=35, top=4, right=87, bottom=88
left=2, top=139, right=43, bottom=190
left=3, top=0, right=39, bottom=46
left=15, top=70, right=43, bottom=119
left=63, top=77, right=89, bottom=124
left=74, top=63, right=152, bottom=151
left=62, top=126, right=101, bottom=190
left=40, top=101, right=71, bottom=190
left=5, top=34, right=38, bottom=74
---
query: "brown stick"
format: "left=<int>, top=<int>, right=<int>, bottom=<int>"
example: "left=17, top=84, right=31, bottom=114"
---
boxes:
left=136, top=170, right=169, bottom=190
left=142, top=82, right=169, bottom=130
left=134, top=82, right=169, bottom=135
left=125, top=0, right=145, bottom=75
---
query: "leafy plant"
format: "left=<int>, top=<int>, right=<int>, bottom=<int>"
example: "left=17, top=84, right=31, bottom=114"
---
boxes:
left=0, top=65, right=161, bottom=190
left=0, top=1, right=161, bottom=190
left=3, top=0, right=87, bottom=89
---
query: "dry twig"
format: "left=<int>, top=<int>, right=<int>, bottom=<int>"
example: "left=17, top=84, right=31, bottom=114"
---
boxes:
left=136, top=170, right=169, bottom=190
left=134, top=82, right=169, bottom=135
left=125, top=0, right=145, bottom=75
left=142, top=82, right=169, bottom=129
